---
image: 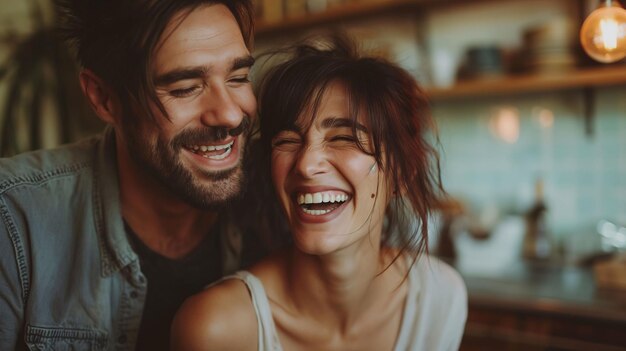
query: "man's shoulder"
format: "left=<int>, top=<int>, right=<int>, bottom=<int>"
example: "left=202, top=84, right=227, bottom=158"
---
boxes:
left=0, top=135, right=102, bottom=193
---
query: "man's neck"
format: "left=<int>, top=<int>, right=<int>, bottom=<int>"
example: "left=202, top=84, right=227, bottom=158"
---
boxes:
left=122, top=194, right=217, bottom=260
left=115, top=137, right=217, bottom=260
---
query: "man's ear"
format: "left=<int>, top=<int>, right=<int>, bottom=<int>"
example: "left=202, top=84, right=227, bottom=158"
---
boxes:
left=79, top=69, right=123, bottom=125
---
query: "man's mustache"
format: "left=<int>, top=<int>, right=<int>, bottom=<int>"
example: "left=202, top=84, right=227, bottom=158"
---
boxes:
left=228, top=116, right=251, bottom=137
left=171, top=115, right=252, bottom=148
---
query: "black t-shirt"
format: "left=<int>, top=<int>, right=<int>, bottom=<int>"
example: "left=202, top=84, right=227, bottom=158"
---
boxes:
left=125, top=222, right=223, bottom=351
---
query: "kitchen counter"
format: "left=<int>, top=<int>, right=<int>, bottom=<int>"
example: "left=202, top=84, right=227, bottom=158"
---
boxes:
left=455, top=261, right=626, bottom=351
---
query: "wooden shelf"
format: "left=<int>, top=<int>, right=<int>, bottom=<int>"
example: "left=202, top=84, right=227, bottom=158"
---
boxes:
left=254, top=0, right=617, bottom=103
left=426, top=65, right=626, bottom=102
left=255, top=0, right=492, bottom=37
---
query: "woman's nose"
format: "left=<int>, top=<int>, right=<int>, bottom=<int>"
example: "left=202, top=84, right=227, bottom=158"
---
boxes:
left=294, top=143, right=329, bottom=178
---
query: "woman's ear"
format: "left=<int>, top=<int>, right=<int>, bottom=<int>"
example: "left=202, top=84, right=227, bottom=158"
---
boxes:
left=79, top=69, right=123, bottom=125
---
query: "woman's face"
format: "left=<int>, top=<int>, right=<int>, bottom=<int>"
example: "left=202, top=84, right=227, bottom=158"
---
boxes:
left=271, top=81, right=389, bottom=256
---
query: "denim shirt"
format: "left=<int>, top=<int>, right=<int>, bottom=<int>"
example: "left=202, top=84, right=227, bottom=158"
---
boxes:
left=0, top=128, right=242, bottom=350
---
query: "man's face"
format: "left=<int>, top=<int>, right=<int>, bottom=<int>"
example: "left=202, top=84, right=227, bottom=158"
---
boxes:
left=123, top=4, right=256, bottom=209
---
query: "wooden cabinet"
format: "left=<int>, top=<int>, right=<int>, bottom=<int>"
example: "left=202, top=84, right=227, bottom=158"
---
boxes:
left=463, top=302, right=626, bottom=350
left=459, top=265, right=626, bottom=351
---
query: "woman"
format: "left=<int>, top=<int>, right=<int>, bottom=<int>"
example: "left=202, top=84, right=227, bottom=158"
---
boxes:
left=171, top=36, right=467, bottom=351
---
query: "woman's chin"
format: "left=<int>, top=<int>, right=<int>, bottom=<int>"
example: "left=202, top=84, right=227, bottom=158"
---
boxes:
left=292, top=232, right=342, bottom=256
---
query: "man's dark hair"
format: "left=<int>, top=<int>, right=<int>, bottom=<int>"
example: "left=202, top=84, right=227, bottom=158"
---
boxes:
left=55, top=0, right=254, bottom=126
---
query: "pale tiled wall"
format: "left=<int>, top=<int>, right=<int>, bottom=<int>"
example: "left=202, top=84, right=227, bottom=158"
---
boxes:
left=434, top=86, right=626, bottom=239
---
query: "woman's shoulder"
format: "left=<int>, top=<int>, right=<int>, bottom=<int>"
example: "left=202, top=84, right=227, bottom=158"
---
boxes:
left=399, top=256, right=468, bottom=351
left=412, top=256, right=467, bottom=308
left=413, top=256, right=463, bottom=283
left=171, top=273, right=259, bottom=351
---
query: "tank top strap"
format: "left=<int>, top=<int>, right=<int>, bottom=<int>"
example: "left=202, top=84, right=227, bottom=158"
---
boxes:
left=226, top=271, right=283, bottom=351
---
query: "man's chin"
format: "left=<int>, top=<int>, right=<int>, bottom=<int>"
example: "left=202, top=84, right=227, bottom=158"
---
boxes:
left=177, top=166, right=245, bottom=210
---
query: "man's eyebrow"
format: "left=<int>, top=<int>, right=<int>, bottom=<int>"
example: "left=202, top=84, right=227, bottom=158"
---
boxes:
left=154, top=55, right=254, bottom=86
left=321, top=117, right=368, bottom=132
left=155, top=67, right=207, bottom=86
left=231, top=55, right=255, bottom=71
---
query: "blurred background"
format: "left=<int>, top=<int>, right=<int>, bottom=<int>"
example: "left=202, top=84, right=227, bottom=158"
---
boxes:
left=1, top=0, right=625, bottom=349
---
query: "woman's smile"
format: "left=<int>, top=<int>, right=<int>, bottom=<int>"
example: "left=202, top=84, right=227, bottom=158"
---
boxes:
left=297, top=190, right=350, bottom=214
left=292, top=187, right=352, bottom=223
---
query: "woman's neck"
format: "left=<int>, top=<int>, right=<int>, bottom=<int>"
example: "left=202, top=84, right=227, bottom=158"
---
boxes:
left=286, top=246, right=406, bottom=333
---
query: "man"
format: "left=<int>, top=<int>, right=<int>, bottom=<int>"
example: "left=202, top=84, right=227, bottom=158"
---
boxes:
left=0, top=0, right=261, bottom=349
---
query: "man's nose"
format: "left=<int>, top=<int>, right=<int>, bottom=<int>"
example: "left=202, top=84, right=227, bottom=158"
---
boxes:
left=199, top=83, right=243, bottom=130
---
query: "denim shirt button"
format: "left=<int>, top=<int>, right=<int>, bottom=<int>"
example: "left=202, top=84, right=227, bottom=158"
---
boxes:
left=118, top=334, right=128, bottom=344
left=130, top=290, right=139, bottom=299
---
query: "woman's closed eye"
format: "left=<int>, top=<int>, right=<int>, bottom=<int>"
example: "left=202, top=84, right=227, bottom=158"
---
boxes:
left=273, top=138, right=300, bottom=145
left=272, top=135, right=302, bottom=151
left=328, top=132, right=373, bottom=153
left=330, top=135, right=357, bottom=143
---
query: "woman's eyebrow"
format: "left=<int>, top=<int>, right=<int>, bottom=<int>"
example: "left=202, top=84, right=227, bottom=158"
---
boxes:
left=321, top=117, right=368, bottom=132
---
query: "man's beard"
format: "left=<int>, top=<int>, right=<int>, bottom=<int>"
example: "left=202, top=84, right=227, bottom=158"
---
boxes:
left=123, top=117, right=251, bottom=210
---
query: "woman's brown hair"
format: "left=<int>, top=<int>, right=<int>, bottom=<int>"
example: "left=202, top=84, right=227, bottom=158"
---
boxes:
left=256, top=35, right=444, bottom=263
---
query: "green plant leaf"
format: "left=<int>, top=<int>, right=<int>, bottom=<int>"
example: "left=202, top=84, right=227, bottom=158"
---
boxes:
left=1, top=32, right=44, bottom=156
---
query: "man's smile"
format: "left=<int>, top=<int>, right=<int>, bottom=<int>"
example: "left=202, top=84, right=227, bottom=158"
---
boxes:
left=184, top=139, right=234, bottom=160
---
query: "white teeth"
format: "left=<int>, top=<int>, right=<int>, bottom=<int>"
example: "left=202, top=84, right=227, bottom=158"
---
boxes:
left=188, top=140, right=234, bottom=160
left=214, top=141, right=234, bottom=150
left=296, top=191, right=349, bottom=205
left=189, top=140, right=234, bottom=152
left=313, top=193, right=323, bottom=203
left=203, top=145, right=232, bottom=160
left=302, top=208, right=331, bottom=216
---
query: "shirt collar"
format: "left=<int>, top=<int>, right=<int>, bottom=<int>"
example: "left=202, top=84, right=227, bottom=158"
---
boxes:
left=94, top=126, right=140, bottom=277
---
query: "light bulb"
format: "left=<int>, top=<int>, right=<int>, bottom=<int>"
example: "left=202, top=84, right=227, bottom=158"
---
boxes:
left=580, top=0, right=626, bottom=63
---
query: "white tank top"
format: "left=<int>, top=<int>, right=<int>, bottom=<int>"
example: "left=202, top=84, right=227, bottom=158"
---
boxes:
left=222, top=257, right=467, bottom=351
